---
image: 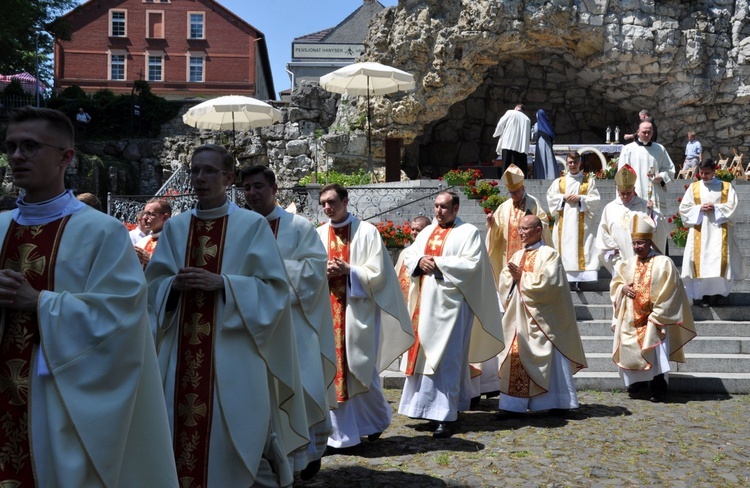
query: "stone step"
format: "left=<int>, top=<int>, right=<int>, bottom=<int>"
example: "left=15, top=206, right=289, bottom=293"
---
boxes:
left=584, top=352, right=750, bottom=374
left=572, top=290, right=750, bottom=305
left=381, top=370, right=750, bottom=394
left=581, top=335, right=750, bottom=354
left=575, top=303, right=750, bottom=321
left=572, top=372, right=750, bottom=394
left=578, top=319, right=750, bottom=337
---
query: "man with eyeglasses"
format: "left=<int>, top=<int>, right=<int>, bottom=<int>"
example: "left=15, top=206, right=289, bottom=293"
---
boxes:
left=0, top=106, right=178, bottom=485
left=146, top=144, right=308, bottom=487
left=595, top=165, right=667, bottom=274
left=495, top=215, right=587, bottom=418
left=135, top=198, right=171, bottom=268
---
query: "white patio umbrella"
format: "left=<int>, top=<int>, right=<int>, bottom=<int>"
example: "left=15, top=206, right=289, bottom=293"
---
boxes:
left=319, top=62, right=415, bottom=175
left=182, top=95, right=283, bottom=153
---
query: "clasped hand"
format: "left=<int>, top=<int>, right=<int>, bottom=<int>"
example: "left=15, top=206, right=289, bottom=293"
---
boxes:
left=327, top=258, right=350, bottom=278
left=0, top=269, right=40, bottom=310
left=508, top=262, right=522, bottom=282
left=172, top=267, right=224, bottom=292
left=622, top=283, right=636, bottom=299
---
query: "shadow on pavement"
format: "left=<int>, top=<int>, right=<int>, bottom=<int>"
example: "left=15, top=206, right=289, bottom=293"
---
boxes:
left=296, top=465, right=448, bottom=487
left=324, top=435, right=484, bottom=458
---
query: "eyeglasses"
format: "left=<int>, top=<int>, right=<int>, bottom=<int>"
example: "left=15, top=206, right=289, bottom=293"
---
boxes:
left=3, top=140, right=67, bottom=158
left=190, top=166, right=228, bottom=177
left=143, top=211, right=163, bottom=218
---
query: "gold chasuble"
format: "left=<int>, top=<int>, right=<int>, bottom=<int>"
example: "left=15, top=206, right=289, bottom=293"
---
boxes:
left=506, top=248, right=538, bottom=397
left=0, top=216, right=70, bottom=486
left=557, top=175, right=590, bottom=270
left=690, top=180, right=729, bottom=278
left=173, top=215, right=228, bottom=488
left=404, top=225, right=453, bottom=375
left=327, top=224, right=352, bottom=401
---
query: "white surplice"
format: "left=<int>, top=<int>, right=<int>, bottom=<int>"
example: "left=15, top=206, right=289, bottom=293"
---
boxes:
left=679, top=178, right=748, bottom=299
left=0, top=191, right=179, bottom=488
left=595, top=195, right=667, bottom=273
left=618, top=141, right=676, bottom=214
left=264, top=205, right=336, bottom=469
left=493, top=109, right=531, bottom=154
left=546, top=172, right=601, bottom=282
left=397, top=219, right=505, bottom=421
left=148, top=201, right=308, bottom=487
left=317, top=215, right=413, bottom=448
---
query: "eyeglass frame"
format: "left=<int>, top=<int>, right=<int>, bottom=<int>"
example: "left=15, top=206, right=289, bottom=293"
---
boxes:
left=143, top=211, right=165, bottom=218
left=3, top=139, right=68, bottom=158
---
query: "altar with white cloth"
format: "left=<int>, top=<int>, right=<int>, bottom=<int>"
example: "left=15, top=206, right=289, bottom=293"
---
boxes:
left=528, top=143, right=625, bottom=174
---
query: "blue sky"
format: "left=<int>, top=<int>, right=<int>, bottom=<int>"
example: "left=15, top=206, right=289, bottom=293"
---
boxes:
left=220, top=1, right=398, bottom=96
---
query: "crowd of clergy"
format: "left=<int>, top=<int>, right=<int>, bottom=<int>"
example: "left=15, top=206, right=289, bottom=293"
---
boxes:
left=1, top=106, right=744, bottom=487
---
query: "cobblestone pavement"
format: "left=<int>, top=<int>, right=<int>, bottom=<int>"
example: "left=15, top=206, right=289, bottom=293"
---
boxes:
left=296, top=388, right=750, bottom=487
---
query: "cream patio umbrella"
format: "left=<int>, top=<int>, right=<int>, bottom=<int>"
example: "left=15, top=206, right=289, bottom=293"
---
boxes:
left=319, top=62, right=415, bottom=175
left=182, top=95, right=283, bottom=154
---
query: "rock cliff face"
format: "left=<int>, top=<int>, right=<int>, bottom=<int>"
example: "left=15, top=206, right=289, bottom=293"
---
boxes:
left=352, top=0, right=750, bottom=177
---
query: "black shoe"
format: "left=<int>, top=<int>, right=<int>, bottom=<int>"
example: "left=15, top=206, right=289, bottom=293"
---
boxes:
left=300, top=459, right=321, bottom=481
left=649, top=374, right=668, bottom=403
left=494, top=410, right=524, bottom=421
left=627, top=381, right=648, bottom=395
left=484, top=390, right=500, bottom=399
left=432, top=422, right=455, bottom=438
left=367, top=432, right=382, bottom=442
left=570, top=282, right=581, bottom=292
left=697, top=297, right=710, bottom=307
left=470, top=396, right=481, bottom=409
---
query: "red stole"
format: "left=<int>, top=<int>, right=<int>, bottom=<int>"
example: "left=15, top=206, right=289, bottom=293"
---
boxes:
left=0, top=216, right=71, bottom=486
left=267, top=217, right=280, bottom=239
left=507, top=248, right=539, bottom=397
left=173, top=215, right=228, bottom=488
left=327, top=224, right=351, bottom=402
left=404, top=225, right=452, bottom=375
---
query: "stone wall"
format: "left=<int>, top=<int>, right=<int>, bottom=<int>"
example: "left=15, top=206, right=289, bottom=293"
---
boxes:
left=346, top=0, right=750, bottom=178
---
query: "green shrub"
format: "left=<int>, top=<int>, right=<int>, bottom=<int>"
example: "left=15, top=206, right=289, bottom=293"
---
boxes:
left=298, top=168, right=371, bottom=186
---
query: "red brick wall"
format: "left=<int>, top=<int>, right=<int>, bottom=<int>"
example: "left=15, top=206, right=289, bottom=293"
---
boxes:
left=55, top=0, right=260, bottom=97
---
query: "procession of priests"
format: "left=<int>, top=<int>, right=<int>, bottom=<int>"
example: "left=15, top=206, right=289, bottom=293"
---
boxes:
left=8, top=106, right=748, bottom=486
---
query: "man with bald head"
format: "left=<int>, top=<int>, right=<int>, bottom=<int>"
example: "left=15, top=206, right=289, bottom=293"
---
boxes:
left=618, top=120, right=675, bottom=215
left=495, top=214, right=587, bottom=418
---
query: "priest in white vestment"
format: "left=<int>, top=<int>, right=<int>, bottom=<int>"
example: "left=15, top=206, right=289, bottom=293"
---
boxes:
left=496, top=215, right=587, bottom=417
left=397, top=192, right=504, bottom=438
left=618, top=121, right=675, bottom=215
left=611, top=216, right=697, bottom=402
left=595, top=165, right=667, bottom=273
left=241, top=165, right=336, bottom=480
left=316, top=184, right=414, bottom=449
left=493, top=104, right=532, bottom=176
left=679, top=159, right=748, bottom=306
left=546, top=152, right=601, bottom=286
left=148, top=145, right=309, bottom=487
left=0, top=106, right=178, bottom=487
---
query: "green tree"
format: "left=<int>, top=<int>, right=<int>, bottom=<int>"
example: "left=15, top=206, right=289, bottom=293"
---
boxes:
left=0, top=0, right=77, bottom=82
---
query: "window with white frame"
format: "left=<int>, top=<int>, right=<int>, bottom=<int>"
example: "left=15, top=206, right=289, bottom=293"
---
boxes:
left=110, top=53, right=126, bottom=80
left=188, top=12, right=205, bottom=39
left=110, top=10, right=127, bottom=37
left=147, top=55, right=163, bottom=82
left=188, top=56, right=204, bottom=82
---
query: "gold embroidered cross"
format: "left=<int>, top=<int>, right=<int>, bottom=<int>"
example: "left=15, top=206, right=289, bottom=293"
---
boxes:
left=6, top=243, right=46, bottom=278
left=428, top=234, right=444, bottom=251
left=0, top=359, right=29, bottom=406
left=178, top=393, right=207, bottom=427
left=191, top=236, right=217, bottom=267
left=184, top=313, right=211, bottom=345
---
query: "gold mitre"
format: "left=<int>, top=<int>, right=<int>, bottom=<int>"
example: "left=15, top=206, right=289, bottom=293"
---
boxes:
left=615, top=164, right=637, bottom=190
left=502, top=164, right=525, bottom=191
left=631, top=214, right=655, bottom=241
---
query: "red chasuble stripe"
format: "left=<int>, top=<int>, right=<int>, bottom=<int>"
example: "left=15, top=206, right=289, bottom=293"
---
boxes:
left=267, top=217, right=280, bottom=239
left=327, top=224, right=351, bottom=402
left=405, top=225, right=453, bottom=375
left=0, top=216, right=70, bottom=486
left=173, top=215, right=228, bottom=488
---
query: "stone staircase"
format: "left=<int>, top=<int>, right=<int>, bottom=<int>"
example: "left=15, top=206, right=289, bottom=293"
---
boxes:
left=381, top=178, right=750, bottom=394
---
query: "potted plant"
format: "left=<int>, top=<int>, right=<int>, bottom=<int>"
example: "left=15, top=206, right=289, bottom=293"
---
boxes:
left=376, top=221, right=414, bottom=248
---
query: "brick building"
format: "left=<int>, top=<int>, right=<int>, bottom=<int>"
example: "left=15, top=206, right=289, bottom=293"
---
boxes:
left=54, top=0, right=275, bottom=100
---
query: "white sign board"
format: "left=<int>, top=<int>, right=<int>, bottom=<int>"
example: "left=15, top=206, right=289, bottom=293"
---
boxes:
left=293, top=43, right=365, bottom=59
